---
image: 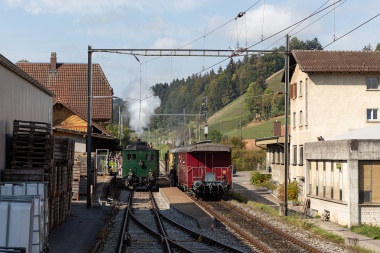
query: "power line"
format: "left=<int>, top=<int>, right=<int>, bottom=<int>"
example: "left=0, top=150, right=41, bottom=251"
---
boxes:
left=323, top=13, right=380, bottom=49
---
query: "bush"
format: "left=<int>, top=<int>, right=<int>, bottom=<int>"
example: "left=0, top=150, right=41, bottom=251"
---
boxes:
left=277, top=180, right=299, bottom=201
left=250, top=171, right=272, bottom=185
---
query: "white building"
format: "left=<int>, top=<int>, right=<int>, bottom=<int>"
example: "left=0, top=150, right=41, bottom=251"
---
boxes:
left=289, top=50, right=380, bottom=227
left=0, top=54, right=53, bottom=174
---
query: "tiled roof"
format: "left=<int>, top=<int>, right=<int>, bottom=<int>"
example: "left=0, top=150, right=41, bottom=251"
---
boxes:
left=16, top=59, right=113, bottom=121
left=292, top=50, right=380, bottom=73
left=0, top=54, right=54, bottom=96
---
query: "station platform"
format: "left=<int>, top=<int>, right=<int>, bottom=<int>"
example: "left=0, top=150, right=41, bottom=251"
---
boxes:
left=159, top=187, right=215, bottom=229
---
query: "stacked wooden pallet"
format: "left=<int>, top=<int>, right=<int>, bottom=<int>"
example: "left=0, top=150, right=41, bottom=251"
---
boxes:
left=49, top=137, right=75, bottom=231
left=72, top=152, right=95, bottom=199
left=4, top=120, right=52, bottom=182
left=4, top=120, right=76, bottom=232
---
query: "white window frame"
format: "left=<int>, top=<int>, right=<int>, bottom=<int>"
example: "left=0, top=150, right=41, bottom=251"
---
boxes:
left=367, top=108, right=379, bottom=121
left=299, top=80, right=303, bottom=97
left=366, top=77, right=379, bottom=90
left=299, top=110, right=303, bottom=127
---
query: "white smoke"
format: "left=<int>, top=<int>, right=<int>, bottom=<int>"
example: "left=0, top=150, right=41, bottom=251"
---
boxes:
left=124, top=80, right=161, bottom=136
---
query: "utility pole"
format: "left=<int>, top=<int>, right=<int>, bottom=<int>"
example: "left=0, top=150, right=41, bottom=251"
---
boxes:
left=284, top=34, right=290, bottom=216
left=86, top=46, right=92, bottom=208
left=204, top=96, right=208, bottom=140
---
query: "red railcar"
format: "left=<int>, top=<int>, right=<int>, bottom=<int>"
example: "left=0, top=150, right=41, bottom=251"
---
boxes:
left=174, top=141, right=233, bottom=196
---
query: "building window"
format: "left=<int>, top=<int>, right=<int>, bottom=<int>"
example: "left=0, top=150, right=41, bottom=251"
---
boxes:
left=299, top=80, right=303, bottom=97
left=366, top=77, right=379, bottom=90
left=299, top=110, right=303, bottom=127
left=316, top=163, right=319, bottom=196
left=330, top=162, right=334, bottom=199
left=305, top=78, right=308, bottom=126
left=292, top=145, right=297, bottom=165
left=299, top=146, right=303, bottom=166
left=367, top=109, right=378, bottom=121
left=293, top=112, right=296, bottom=128
left=323, top=163, right=326, bottom=197
left=359, top=161, right=380, bottom=204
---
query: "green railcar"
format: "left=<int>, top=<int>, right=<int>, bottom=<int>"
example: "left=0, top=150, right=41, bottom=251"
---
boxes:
left=122, top=140, right=159, bottom=190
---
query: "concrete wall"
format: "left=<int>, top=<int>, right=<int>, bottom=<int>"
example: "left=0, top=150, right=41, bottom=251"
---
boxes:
left=0, top=65, right=53, bottom=173
left=305, top=139, right=380, bottom=227
left=311, top=198, right=350, bottom=226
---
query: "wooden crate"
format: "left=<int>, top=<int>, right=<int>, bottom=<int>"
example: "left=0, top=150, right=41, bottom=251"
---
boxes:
left=3, top=168, right=45, bottom=181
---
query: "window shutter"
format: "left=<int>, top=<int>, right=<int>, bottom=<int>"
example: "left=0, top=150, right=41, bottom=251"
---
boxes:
left=290, top=84, right=294, bottom=99
left=294, top=83, right=297, bottom=98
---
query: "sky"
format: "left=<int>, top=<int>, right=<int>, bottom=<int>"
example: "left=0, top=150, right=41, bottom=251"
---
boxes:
left=1, top=0, right=379, bottom=131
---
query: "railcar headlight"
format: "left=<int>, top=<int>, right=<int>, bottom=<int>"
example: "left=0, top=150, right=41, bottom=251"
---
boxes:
left=148, top=170, right=155, bottom=181
left=193, top=181, right=202, bottom=190
left=220, top=180, right=228, bottom=188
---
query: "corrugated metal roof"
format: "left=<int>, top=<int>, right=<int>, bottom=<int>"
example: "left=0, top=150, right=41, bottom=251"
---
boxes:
left=16, top=59, right=113, bottom=121
left=0, top=54, right=54, bottom=96
left=292, top=50, right=380, bottom=73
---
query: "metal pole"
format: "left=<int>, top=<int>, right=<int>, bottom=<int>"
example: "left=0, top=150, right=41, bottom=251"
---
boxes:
left=183, top=108, right=186, bottom=144
left=284, top=35, right=290, bottom=216
left=204, top=96, right=208, bottom=140
left=87, top=45, right=93, bottom=208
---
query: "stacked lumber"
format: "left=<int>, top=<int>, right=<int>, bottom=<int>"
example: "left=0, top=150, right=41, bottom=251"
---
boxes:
left=49, top=137, right=75, bottom=231
left=73, top=153, right=96, bottom=200
left=4, top=120, right=52, bottom=182
left=72, top=152, right=95, bottom=200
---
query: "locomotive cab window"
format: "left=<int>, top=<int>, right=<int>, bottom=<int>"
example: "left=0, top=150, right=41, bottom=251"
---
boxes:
left=127, top=154, right=136, bottom=160
left=146, top=154, right=155, bottom=161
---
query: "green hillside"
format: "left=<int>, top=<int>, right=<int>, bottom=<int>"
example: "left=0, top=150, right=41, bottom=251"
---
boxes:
left=208, top=69, right=285, bottom=139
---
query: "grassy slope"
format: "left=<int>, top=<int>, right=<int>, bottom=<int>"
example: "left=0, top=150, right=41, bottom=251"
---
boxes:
left=208, top=69, right=285, bottom=139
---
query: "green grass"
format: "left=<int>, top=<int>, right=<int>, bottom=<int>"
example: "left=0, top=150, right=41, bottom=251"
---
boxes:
left=207, top=95, right=249, bottom=134
left=266, top=69, right=284, bottom=93
left=224, top=116, right=286, bottom=139
left=351, top=224, right=380, bottom=240
left=207, top=70, right=286, bottom=139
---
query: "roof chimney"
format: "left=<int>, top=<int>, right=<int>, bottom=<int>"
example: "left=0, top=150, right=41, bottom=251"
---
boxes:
left=50, top=52, right=57, bottom=71
left=273, top=120, right=281, bottom=137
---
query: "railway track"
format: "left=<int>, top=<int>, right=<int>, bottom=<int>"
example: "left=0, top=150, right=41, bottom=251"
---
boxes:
left=191, top=197, right=323, bottom=253
left=118, top=190, right=252, bottom=252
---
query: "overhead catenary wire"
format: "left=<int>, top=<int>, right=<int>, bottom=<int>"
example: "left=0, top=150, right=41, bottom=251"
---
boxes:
left=323, top=13, right=380, bottom=49
left=264, top=0, right=333, bottom=50
left=197, top=0, right=345, bottom=74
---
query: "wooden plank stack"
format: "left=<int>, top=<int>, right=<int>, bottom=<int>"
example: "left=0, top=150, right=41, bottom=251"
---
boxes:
left=72, top=152, right=95, bottom=200
left=49, top=137, right=75, bottom=231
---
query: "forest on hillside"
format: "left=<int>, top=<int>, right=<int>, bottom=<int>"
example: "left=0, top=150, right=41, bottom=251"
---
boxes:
left=148, top=37, right=322, bottom=131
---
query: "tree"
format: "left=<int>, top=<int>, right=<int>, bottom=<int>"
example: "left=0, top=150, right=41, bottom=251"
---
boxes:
left=245, top=82, right=264, bottom=120
left=305, top=38, right=322, bottom=50
left=208, top=129, right=223, bottom=143
left=363, top=43, right=372, bottom=52
left=106, top=124, right=130, bottom=148
left=376, top=43, right=380, bottom=52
